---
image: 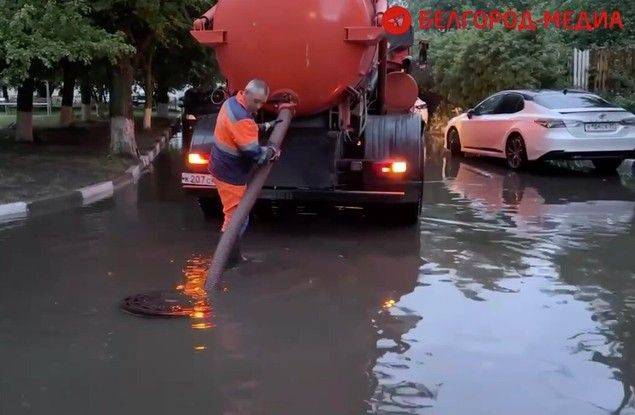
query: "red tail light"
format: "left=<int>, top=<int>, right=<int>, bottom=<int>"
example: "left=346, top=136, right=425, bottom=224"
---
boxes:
left=373, top=160, right=408, bottom=175
left=188, top=153, right=209, bottom=165
left=534, top=118, right=566, bottom=128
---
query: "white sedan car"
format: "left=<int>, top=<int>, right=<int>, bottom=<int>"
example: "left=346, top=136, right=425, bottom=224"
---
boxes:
left=444, top=90, right=635, bottom=172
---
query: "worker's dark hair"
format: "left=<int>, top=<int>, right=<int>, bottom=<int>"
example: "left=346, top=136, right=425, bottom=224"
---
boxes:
left=245, top=79, right=269, bottom=96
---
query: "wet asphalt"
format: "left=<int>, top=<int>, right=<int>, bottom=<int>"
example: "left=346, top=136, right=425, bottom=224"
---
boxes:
left=1, top=134, right=634, bottom=414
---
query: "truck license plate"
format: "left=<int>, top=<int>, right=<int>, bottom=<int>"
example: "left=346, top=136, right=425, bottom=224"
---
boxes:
left=181, top=173, right=215, bottom=187
left=585, top=122, right=618, bottom=132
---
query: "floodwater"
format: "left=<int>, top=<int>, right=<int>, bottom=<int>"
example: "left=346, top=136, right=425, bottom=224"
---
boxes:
left=1, top=134, right=634, bottom=414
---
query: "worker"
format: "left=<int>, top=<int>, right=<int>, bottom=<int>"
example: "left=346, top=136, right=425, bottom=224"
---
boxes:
left=209, top=79, right=282, bottom=268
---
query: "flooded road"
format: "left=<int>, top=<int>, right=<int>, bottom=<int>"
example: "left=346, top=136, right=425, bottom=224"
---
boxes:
left=1, top=134, right=634, bottom=414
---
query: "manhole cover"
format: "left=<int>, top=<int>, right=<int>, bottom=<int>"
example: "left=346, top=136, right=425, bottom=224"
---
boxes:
left=121, top=290, right=196, bottom=317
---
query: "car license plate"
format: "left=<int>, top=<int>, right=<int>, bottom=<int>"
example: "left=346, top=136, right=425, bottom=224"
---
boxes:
left=585, top=122, right=618, bottom=132
left=181, top=173, right=215, bottom=187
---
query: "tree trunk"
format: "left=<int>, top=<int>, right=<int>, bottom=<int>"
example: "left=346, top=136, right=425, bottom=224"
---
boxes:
left=35, top=81, right=47, bottom=98
left=80, top=76, right=92, bottom=121
left=16, top=78, right=34, bottom=142
left=60, top=61, right=76, bottom=126
left=109, top=56, right=138, bottom=158
left=142, top=61, right=153, bottom=130
left=156, top=86, right=170, bottom=118
left=1, top=85, right=8, bottom=101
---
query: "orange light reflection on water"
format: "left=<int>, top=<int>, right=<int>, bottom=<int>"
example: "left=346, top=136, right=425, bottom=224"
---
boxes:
left=177, top=254, right=216, bottom=331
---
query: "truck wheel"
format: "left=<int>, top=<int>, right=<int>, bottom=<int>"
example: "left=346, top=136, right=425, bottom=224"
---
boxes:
left=592, top=159, right=623, bottom=174
left=198, top=196, right=222, bottom=220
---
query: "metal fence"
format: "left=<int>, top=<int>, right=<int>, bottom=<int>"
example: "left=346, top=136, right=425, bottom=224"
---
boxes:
left=572, top=48, right=590, bottom=90
left=572, top=47, right=635, bottom=94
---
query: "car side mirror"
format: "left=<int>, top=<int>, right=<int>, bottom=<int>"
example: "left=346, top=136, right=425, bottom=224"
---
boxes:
left=467, top=109, right=475, bottom=119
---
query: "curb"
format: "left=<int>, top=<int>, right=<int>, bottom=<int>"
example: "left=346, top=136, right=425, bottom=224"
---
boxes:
left=0, top=202, right=28, bottom=221
left=0, top=125, right=176, bottom=222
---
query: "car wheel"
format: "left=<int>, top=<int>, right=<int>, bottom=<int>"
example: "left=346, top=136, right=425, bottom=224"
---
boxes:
left=505, top=134, right=528, bottom=170
left=447, top=128, right=462, bottom=157
left=592, top=159, right=623, bottom=174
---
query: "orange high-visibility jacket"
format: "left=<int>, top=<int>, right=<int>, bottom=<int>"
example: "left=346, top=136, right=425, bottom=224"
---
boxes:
left=209, top=91, right=264, bottom=185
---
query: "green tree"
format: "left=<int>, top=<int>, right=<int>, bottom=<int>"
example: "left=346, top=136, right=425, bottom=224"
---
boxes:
left=92, top=0, right=212, bottom=158
left=135, top=0, right=204, bottom=128
left=407, top=0, right=633, bottom=114
left=153, top=25, right=220, bottom=118
left=0, top=0, right=131, bottom=141
left=547, top=0, right=634, bottom=48
left=427, top=27, right=568, bottom=108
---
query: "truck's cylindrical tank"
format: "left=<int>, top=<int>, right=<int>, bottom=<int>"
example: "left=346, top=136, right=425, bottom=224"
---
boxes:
left=212, top=0, right=378, bottom=117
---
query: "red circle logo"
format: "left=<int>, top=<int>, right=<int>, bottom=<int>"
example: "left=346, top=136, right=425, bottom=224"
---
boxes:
left=382, top=6, right=412, bottom=35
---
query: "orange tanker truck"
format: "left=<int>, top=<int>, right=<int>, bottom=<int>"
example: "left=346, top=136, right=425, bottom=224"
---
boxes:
left=182, top=0, right=427, bottom=224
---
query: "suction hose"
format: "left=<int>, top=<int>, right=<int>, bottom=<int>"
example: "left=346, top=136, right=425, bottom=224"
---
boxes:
left=205, top=107, right=294, bottom=288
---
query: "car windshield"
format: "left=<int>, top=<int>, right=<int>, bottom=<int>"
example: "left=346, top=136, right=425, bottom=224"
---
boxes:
left=534, top=93, right=618, bottom=109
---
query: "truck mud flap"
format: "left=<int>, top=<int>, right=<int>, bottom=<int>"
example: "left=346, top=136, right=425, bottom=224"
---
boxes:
left=266, top=126, right=337, bottom=189
left=364, top=114, right=423, bottom=181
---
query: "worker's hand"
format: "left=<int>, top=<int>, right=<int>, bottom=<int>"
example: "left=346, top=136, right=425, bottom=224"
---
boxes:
left=258, top=119, right=283, bottom=133
left=192, top=16, right=209, bottom=30
left=257, top=145, right=281, bottom=165
left=269, top=146, right=281, bottom=162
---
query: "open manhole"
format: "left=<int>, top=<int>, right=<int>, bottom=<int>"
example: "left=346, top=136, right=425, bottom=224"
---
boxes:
left=121, top=290, right=197, bottom=317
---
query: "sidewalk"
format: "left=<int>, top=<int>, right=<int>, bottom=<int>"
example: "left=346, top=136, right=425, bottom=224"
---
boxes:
left=0, top=117, right=178, bottom=221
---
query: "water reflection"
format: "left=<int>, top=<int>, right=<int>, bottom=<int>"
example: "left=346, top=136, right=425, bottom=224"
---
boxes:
left=4, top=134, right=635, bottom=413
left=175, top=254, right=215, bottom=332
left=200, top=216, right=423, bottom=414
left=370, top=156, right=635, bottom=414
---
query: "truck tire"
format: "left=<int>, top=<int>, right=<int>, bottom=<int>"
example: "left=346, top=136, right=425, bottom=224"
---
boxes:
left=364, top=114, right=423, bottom=225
